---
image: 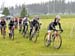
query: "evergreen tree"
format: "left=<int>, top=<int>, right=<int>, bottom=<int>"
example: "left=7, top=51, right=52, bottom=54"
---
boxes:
left=2, top=7, right=10, bottom=16
left=20, top=4, right=27, bottom=18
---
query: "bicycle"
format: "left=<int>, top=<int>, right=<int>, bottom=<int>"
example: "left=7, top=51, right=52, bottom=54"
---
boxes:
left=9, top=26, right=14, bottom=40
left=44, top=30, right=63, bottom=49
left=29, top=23, right=41, bottom=43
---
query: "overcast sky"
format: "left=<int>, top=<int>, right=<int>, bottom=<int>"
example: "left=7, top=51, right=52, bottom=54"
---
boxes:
left=0, top=0, right=75, bottom=8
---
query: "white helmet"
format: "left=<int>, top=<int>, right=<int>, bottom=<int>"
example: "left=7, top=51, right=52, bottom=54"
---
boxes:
left=56, top=15, right=61, bottom=19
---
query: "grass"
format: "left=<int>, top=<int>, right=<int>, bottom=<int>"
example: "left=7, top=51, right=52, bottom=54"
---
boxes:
left=0, top=16, right=75, bottom=56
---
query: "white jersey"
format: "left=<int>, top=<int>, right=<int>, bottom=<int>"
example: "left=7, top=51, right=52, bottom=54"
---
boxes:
left=22, top=17, right=29, bottom=24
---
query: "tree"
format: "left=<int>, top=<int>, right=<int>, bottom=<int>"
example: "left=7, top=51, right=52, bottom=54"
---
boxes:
left=20, top=4, right=27, bottom=18
left=2, top=7, right=10, bottom=16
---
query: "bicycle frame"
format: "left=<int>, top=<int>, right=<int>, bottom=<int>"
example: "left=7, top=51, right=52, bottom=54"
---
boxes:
left=52, top=30, right=62, bottom=36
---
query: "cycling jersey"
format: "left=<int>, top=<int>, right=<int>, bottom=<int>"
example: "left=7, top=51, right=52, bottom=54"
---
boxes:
left=48, top=21, right=62, bottom=31
left=9, top=20, right=14, bottom=30
left=30, top=19, right=39, bottom=27
left=1, top=20, right=6, bottom=26
left=9, top=21, right=14, bottom=27
left=23, top=17, right=28, bottom=23
left=23, top=17, right=29, bottom=26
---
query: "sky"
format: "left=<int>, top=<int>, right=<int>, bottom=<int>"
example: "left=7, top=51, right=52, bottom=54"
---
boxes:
left=0, top=0, right=75, bottom=8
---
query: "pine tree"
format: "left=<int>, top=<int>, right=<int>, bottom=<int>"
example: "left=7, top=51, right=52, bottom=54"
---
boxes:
left=2, top=7, right=10, bottom=16
left=20, top=4, right=27, bottom=18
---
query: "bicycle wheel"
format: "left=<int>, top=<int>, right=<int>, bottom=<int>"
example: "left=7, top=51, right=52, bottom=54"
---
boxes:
left=44, top=33, right=51, bottom=47
left=32, top=31, right=39, bottom=43
left=12, top=30, right=14, bottom=40
left=23, top=26, right=28, bottom=38
left=53, top=34, right=62, bottom=49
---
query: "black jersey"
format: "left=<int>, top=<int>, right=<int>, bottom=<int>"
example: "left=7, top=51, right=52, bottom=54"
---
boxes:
left=1, top=21, right=6, bottom=26
left=48, top=21, right=62, bottom=30
left=9, top=21, right=14, bottom=27
left=31, top=20, right=39, bottom=26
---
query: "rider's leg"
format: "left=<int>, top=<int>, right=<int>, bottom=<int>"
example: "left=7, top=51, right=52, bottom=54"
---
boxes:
left=34, top=26, right=37, bottom=34
left=19, top=24, right=22, bottom=32
left=1, top=27, right=2, bottom=35
left=54, top=31, right=58, bottom=37
left=19, top=24, right=21, bottom=31
left=30, top=24, right=33, bottom=36
left=9, top=27, right=11, bottom=38
left=4, top=26, right=6, bottom=34
left=23, top=25, right=25, bottom=33
left=30, top=28, right=33, bottom=36
left=26, top=24, right=28, bottom=31
left=15, top=22, right=18, bottom=29
left=25, top=24, right=28, bottom=34
left=47, top=30, right=51, bottom=41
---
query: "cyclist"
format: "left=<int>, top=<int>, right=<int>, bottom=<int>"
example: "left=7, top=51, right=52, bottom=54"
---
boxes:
left=8, top=19, right=15, bottom=37
left=22, top=16, right=30, bottom=34
left=29, top=16, right=41, bottom=38
left=1, top=18, right=6, bottom=35
left=47, top=15, right=63, bottom=42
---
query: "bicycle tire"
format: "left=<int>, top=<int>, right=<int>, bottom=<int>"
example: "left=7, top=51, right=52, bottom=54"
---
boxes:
left=53, top=34, right=62, bottom=49
left=44, top=33, right=51, bottom=47
left=32, top=31, right=39, bottom=43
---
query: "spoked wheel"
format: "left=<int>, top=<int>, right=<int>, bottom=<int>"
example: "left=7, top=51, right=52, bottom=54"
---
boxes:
left=9, top=30, right=14, bottom=40
left=23, top=26, right=28, bottom=38
left=31, top=31, right=39, bottom=43
left=23, top=31, right=29, bottom=39
left=23, top=29, right=25, bottom=37
left=44, top=33, right=51, bottom=47
left=23, top=30, right=28, bottom=38
left=53, top=34, right=62, bottom=49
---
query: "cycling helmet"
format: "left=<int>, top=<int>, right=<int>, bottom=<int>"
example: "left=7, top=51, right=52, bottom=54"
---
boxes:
left=56, top=15, right=61, bottom=19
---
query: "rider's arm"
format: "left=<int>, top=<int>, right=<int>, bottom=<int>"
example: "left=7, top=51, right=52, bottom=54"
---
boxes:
left=50, top=22, right=56, bottom=30
left=27, top=18, right=31, bottom=24
left=37, top=21, right=41, bottom=29
left=58, top=23, right=63, bottom=31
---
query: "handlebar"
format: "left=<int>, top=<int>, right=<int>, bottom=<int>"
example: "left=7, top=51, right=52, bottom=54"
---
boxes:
left=54, top=30, right=63, bottom=33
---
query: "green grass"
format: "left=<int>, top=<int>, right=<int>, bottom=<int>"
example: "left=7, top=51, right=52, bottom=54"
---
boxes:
left=0, top=16, right=75, bottom=56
